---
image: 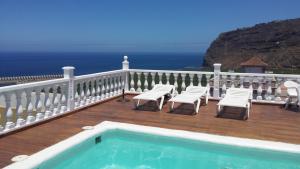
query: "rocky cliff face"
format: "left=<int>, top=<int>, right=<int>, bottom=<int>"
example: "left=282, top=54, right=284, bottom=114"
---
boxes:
left=204, top=18, right=300, bottom=70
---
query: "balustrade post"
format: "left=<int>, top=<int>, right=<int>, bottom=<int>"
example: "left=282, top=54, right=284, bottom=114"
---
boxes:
left=63, top=66, right=75, bottom=111
left=213, top=63, right=221, bottom=98
left=122, top=56, right=129, bottom=92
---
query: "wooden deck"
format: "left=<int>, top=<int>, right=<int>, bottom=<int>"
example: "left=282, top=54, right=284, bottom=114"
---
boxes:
left=1, top=95, right=300, bottom=167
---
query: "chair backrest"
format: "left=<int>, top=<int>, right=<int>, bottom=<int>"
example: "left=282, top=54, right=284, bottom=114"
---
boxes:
left=225, top=88, right=252, bottom=99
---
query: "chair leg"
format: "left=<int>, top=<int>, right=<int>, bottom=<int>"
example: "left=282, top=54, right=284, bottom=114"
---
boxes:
left=205, top=92, right=208, bottom=105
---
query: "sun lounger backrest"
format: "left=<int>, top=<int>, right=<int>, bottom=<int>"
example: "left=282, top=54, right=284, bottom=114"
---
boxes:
left=186, top=86, right=207, bottom=94
left=225, top=88, right=251, bottom=99
left=152, top=84, right=174, bottom=93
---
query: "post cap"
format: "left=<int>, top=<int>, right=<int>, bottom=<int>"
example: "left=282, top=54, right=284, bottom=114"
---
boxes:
left=123, top=56, right=128, bottom=61
left=62, top=66, right=75, bottom=70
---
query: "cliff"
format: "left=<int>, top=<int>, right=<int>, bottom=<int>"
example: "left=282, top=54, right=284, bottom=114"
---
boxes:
left=204, top=18, right=300, bottom=70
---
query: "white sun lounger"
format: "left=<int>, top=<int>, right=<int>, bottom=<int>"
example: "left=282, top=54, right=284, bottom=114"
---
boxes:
left=284, top=81, right=300, bottom=109
left=133, top=84, right=175, bottom=110
left=168, top=86, right=209, bottom=114
left=217, top=88, right=252, bottom=119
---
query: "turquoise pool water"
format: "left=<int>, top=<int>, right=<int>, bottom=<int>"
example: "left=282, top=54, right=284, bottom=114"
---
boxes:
left=41, top=130, right=300, bottom=169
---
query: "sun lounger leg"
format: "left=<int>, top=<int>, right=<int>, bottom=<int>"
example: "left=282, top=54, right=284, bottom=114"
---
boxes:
left=216, top=105, right=221, bottom=117
left=159, top=96, right=165, bottom=110
left=195, top=98, right=201, bottom=113
left=247, top=104, right=250, bottom=119
left=134, top=99, right=140, bottom=109
left=169, top=102, right=174, bottom=112
left=205, top=91, right=209, bottom=105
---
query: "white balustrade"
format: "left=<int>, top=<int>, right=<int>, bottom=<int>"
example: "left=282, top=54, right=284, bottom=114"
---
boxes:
left=1, top=56, right=300, bottom=135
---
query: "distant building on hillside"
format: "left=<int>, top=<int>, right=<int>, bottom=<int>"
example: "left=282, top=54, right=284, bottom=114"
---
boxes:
left=240, top=56, right=268, bottom=73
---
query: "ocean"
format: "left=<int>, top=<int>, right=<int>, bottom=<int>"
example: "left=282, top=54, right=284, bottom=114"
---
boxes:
left=0, top=52, right=204, bottom=77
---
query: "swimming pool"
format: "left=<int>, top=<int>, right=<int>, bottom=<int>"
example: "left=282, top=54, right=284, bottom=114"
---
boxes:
left=5, top=121, right=300, bottom=169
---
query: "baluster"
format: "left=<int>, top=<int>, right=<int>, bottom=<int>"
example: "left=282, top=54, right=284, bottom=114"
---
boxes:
left=60, top=84, right=67, bottom=113
left=158, top=72, right=163, bottom=84
left=53, top=87, right=61, bottom=114
left=230, top=75, right=236, bottom=88
left=114, top=74, right=119, bottom=95
left=240, top=76, right=244, bottom=88
left=165, top=73, right=170, bottom=85
left=173, top=73, right=178, bottom=94
left=248, top=77, right=254, bottom=99
left=91, top=80, right=96, bottom=102
left=96, top=79, right=101, bottom=100
left=206, top=81, right=211, bottom=98
left=197, top=74, right=202, bottom=86
left=109, top=75, right=114, bottom=96
left=257, top=83, right=263, bottom=100
left=144, top=73, right=149, bottom=92
left=189, top=73, right=194, bottom=86
left=130, top=72, right=135, bottom=92
left=181, top=73, right=186, bottom=91
left=117, top=74, right=122, bottom=94
left=151, top=73, right=156, bottom=89
left=85, top=81, right=91, bottom=103
left=106, top=75, right=111, bottom=98
left=205, top=74, right=211, bottom=93
left=221, top=83, right=227, bottom=98
left=275, top=77, right=283, bottom=101
left=45, top=87, right=53, bottom=117
left=136, top=72, right=142, bottom=92
left=121, top=73, right=126, bottom=92
left=4, top=93, right=15, bottom=131
left=80, top=82, right=86, bottom=106
left=101, top=76, right=106, bottom=100
left=26, top=90, right=35, bottom=123
left=15, top=91, right=25, bottom=127
left=266, top=77, right=273, bottom=101
left=35, top=88, right=44, bottom=121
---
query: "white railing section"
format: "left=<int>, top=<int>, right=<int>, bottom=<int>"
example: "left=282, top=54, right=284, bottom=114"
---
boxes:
left=0, top=55, right=299, bottom=134
left=217, top=72, right=300, bottom=103
left=0, top=78, right=69, bottom=133
left=73, top=70, right=126, bottom=108
left=0, top=66, right=127, bottom=134
left=128, top=69, right=214, bottom=96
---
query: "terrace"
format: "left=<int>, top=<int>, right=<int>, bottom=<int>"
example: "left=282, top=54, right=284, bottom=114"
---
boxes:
left=0, top=56, right=300, bottom=167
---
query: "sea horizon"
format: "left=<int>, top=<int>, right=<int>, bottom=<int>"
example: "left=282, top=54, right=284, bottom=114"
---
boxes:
left=0, top=52, right=204, bottom=77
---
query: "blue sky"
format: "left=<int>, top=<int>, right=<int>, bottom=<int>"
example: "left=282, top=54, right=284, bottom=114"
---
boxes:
left=0, top=0, right=299, bottom=53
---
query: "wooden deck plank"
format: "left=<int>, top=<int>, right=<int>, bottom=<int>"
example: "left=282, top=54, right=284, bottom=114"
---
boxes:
left=0, top=95, right=300, bottom=167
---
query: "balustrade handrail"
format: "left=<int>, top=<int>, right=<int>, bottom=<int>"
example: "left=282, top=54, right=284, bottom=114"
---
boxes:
left=75, top=69, right=125, bottom=81
left=0, top=78, right=69, bottom=93
left=129, top=69, right=214, bottom=75
left=220, top=72, right=300, bottom=78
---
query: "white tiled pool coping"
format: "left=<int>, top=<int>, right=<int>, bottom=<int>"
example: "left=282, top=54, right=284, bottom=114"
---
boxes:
left=5, top=121, right=300, bottom=169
